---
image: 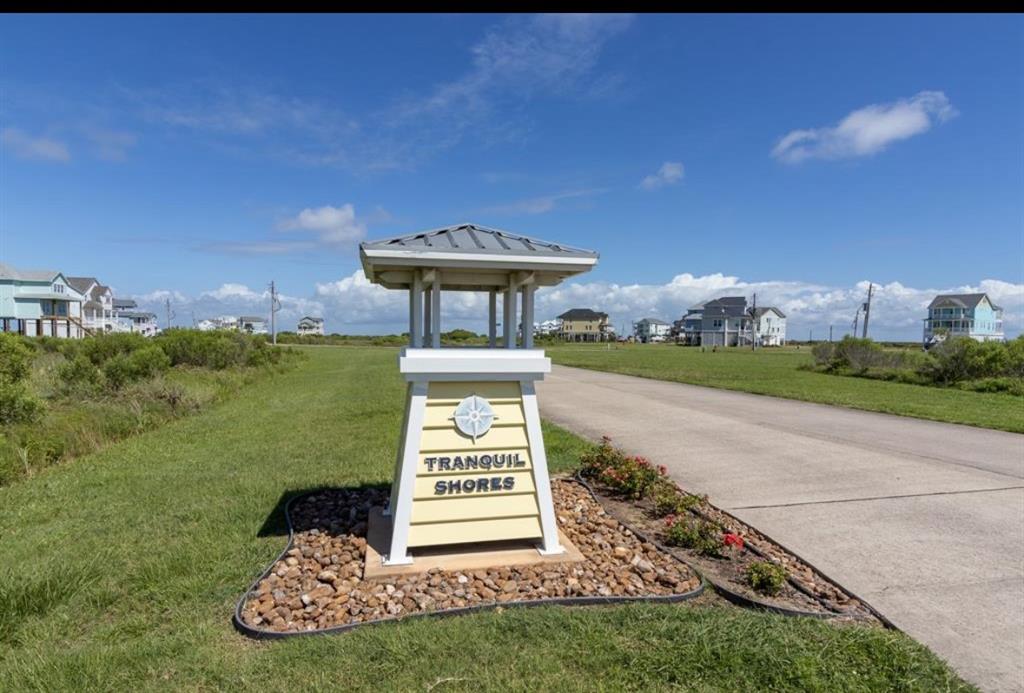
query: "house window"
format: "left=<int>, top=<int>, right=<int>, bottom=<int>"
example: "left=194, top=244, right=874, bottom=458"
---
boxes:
left=53, top=283, right=64, bottom=294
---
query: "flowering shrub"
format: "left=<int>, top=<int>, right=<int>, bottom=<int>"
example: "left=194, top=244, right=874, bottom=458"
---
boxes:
left=580, top=437, right=667, bottom=499
left=653, top=482, right=700, bottom=517
left=663, top=514, right=723, bottom=557
left=723, top=532, right=745, bottom=553
left=745, top=561, right=787, bottom=595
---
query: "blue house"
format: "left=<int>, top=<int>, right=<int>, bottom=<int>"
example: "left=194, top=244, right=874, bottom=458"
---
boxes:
left=923, top=293, right=1004, bottom=346
left=0, top=263, right=87, bottom=338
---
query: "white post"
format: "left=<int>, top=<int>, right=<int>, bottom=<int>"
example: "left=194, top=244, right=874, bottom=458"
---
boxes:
left=504, top=275, right=518, bottom=349
left=423, top=280, right=432, bottom=348
left=430, top=278, right=441, bottom=349
left=409, top=270, right=423, bottom=348
left=522, top=286, right=535, bottom=349
left=385, top=380, right=428, bottom=565
left=488, top=290, right=497, bottom=348
left=521, top=380, right=563, bottom=555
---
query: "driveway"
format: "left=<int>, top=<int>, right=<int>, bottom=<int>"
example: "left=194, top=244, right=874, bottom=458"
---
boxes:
left=538, top=365, right=1024, bottom=693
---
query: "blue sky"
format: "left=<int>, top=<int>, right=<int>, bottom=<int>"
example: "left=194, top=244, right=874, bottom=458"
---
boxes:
left=1, top=14, right=1021, bottom=339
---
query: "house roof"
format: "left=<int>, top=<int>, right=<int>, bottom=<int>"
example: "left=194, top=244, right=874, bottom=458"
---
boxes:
left=239, top=316, right=266, bottom=323
left=558, top=308, right=608, bottom=321
left=113, top=299, right=137, bottom=309
left=753, top=306, right=786, bottom=319
left=928, top=293, right=999, bottom=311
left=360, top=223, right=599, bottom=290
left=636, top=317, right=669, bottom=326
left=0, top=263, right=61, bottom=283
left=120, top=311, right=156, bottom=320
left=298, top=316, right=324, bottom=323
left=66, top=276, right=98, bottom=293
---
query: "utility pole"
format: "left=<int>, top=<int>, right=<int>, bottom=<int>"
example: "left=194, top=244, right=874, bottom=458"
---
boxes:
left=269, top=280, right=282, bottom=345
left=164, top=299, right=175, bottom=331
left=749, top=292, right=757, bottom=351
left=852, top=306, right=860, bottom=338
left=829, top=324, right=833, bottom=342
left=808, top=329, right=812, bottom=344
left=861, top=283, right=873, bottom=339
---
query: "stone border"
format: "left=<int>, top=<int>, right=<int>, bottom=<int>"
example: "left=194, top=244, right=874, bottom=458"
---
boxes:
left=233, top=480, right=706, bottom=640
left=575, top=473, right=897, bottom=628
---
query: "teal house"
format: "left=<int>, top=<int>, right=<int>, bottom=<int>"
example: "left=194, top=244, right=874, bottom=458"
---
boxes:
left=923, top=293, right=1004, bottom=346
left=0, top=263, right=86, bottom=338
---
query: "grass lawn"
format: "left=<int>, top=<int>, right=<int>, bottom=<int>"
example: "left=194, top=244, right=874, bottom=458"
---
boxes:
left=0, top=346, right=973, bottom=691
left=547, top=343, right=1024, bottom=433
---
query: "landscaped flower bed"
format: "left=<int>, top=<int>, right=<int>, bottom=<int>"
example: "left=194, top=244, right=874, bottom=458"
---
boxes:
left=580, top=437, right=880, bottom=621
left=237, top=479, right=702, bottom=635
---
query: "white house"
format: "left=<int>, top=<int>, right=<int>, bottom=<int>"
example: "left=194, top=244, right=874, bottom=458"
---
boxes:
left=1, top=263, right=86, bottom=338
left=238, top=316, right=268, bottom=335
left=633, top=317, right=671, bottom=343
left=533, top=318, right=561, bottom=337
left=674, top=296, right=787, bottom=347
left=752, top=307, right=787, bottom=346
left=197, top=316, right=239, bottom=331
left=297, top=316, right=325, bottom=335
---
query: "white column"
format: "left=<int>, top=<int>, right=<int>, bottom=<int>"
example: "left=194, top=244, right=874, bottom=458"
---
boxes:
left=430, top=279, right=441, bottom=349
left=522, top=286, right=535, bottom=349
left=423, top=281, right=432, bottom=348
left=409, top=271, right=423, bottom=348
left=488, top=290, right=497, bottom=348
left=504, top=275, right=518, bottom=349
left=521, top=380, right=563, bottom=555
left=385, top=380, right=428, bottom=565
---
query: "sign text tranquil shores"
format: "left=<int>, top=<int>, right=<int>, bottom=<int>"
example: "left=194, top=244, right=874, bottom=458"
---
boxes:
left=426, top=452, right=526, bottom=495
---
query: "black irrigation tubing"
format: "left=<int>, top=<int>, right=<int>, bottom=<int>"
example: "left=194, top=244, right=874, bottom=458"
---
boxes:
left=571, top=474, right=845, bottom=621
left=616, top=473, right=899, bottom=630
left=232, top=484, right=706, bottom=641
left=688, top=494, right=900, bottom=631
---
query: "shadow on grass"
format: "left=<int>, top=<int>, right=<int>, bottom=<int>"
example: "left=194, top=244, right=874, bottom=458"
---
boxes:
left=256, top=484, right=390, bottom=538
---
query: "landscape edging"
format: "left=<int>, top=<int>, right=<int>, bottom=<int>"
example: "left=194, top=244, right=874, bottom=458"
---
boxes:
left=233, top=481, right=706, bottom=640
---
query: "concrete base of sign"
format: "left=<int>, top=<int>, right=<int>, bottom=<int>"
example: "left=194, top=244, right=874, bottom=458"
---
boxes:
left=364, top=506, right=584, bottom=579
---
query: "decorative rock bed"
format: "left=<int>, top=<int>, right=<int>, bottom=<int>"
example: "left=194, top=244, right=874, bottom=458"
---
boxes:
left=583, top=475, right=883, bottom=623
left=237, top=479, right=703, bottom=636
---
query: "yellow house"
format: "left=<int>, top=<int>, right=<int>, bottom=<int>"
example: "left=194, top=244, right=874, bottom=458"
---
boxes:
left=557, top=308, right=612, bottom=342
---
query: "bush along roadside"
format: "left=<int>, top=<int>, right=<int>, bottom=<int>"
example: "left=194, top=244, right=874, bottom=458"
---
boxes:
left=0, top=330, right=302, bottom=486
left=578, top=436, right=878, bottom=620
left=809, top=335, right=1024, bottom=395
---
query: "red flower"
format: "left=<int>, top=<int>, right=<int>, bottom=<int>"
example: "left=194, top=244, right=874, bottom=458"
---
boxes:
left=658, top=465, right=668, bottom=476
left=723, top=533, right=744, bottom=551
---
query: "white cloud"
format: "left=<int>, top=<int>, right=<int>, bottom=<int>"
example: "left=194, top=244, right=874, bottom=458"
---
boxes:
left=128, top=271, right=1023, bottom=340
left=639, top=161, right=684, bottom=190
left=1, top=127, right=71, bottom=162
left=483, top=188, right=606, bottom=216
left=83, top=127, right=137, bottom=162
left=772, top=91, right=956, bottom=164
left=278, top=204, right=367, bottom=246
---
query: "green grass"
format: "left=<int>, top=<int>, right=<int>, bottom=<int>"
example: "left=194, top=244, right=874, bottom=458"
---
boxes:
left=0, top=347, right=973, bottom=691
left=547, top=343, right=1024, bottom=433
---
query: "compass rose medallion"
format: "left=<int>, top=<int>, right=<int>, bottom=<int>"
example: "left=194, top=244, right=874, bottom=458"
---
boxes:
left=451, top=395, right=497, bottom=442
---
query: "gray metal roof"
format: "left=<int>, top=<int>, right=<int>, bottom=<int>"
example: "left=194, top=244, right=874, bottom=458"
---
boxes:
left=0, top=262, right=61, bottom=282
left=113, top=299, right=137, bottom=309
left=753, top=306, right=786, bottom=319
left=360, top=223, right=598, bottom=260
left=636, top=317, right=669, bottom=325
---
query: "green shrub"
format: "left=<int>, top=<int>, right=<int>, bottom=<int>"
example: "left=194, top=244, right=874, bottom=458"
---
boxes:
left=920, top=337, right=1011, bottom=385
left=663, top=514, right=723, bottom=556
left=101, top=346, right=170, bottom=390
left=580, top=436, right=667, bottom=499
left=0, top=382, right=42, bottom=425
left=958, top=377, right=1024, bottom=396
left=154, top=329, right=282, bottom=370
left=745, top=561, right=788, bottom=595
left=80, top=332, right=149, bottom=366
left=56, top=354, right=103, bottom=395
left=1006, top=336, right=1024, bottom=378
left=653, top=483, right=699, bottom=517
left=0, top=333, right=34, bottom=384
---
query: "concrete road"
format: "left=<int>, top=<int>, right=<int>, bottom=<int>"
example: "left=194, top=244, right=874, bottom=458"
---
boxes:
left=538, top=365, right=1024, bottom=692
